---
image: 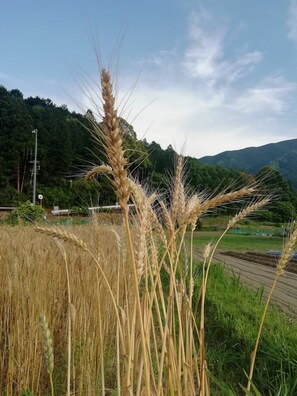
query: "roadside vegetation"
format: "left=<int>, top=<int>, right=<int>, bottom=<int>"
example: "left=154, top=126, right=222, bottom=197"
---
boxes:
left=199, top=264, right=297, bottom=394
left=1, top=68, right=297, bottom=396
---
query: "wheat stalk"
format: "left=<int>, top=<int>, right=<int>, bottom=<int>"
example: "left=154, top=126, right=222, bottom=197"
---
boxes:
left=100, top=69, right=154, bottom=393
left=246, top=223, right=297, bottom=393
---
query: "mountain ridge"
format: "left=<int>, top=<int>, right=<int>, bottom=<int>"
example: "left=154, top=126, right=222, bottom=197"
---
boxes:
left=199, top=138, right=297, bottom=188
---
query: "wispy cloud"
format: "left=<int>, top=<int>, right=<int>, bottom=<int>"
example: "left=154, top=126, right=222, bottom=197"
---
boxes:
left=232, top=76, right=296, bottom=114
left=124, top=81, right=293, bottom=158
left=288, top=0, right=297, bottom=43
left=82, top=6, right=297, bottom=158
left=138, top=8, right=262, bottom=88
left=183, top=9, right=226, bottom=81
left=183, top=9, right=262, bottom=85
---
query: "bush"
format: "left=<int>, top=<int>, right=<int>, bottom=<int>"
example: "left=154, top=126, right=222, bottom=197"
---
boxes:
left=9, top=201, right=45, bottom=223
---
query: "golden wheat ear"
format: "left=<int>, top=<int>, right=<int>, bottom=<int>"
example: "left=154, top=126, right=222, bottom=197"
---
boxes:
left=227, top=197, right=271, bottom=229
left=171, top=155, right=186, bottom=227
left=276, top=224, right=297, bottom=275
left=99, top=68, right=130, bottom=209
left=34, top=225, right=88, bottom=251
left=85, top=164, right=113, bottom=180
left=39, top=314, right=54, bottom=375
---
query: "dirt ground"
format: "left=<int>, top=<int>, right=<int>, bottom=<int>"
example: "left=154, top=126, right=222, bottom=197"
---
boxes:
left=222, top=251, right=297, bottom=274
left=194, top=250, right=297, bottom=317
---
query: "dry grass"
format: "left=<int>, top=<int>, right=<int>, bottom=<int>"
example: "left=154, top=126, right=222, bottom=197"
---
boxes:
left=0, top=225, right=126, bottom=394
left=0, top=190, right=272, bottom=395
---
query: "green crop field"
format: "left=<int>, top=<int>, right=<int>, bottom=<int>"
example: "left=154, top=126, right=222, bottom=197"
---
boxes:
left=192, top=231, right=285, bottom=252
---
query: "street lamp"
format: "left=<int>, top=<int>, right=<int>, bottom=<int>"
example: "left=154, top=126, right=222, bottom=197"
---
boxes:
left=32, top=129, right=38, bottom=205
left=38, top=194, right=43, bottom=207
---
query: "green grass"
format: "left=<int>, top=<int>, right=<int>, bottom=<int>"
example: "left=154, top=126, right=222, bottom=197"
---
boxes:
left=192, top=231, right=284, bottom=252
left=194, top=263, right=297, bottom=395
left=200, top=216, right=284, bottom=232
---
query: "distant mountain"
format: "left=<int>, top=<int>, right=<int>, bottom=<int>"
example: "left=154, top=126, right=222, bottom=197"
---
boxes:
left=199, top=139, right=297, bottom=189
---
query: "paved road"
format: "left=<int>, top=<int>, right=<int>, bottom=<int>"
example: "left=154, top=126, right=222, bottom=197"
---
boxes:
left=195, top=251, right=297, bottom=317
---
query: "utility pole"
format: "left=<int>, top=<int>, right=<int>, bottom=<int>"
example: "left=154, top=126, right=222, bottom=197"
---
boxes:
left=32, top=129, right=38, bottom=205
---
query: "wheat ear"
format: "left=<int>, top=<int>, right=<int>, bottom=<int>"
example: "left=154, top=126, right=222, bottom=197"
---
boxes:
left=101, top=69, right=130, bottom=209
left=276, top=225, right=297, bottom=275
left=198, top=186, right=256, bottom=215
left=171, top=155, right=185, bottom=227
left=227, top=197, right=271, bottom=229
left=180, top=194, right=201, bottom=229
left=130, top=181, right=156, bottom=279
left=35, top=226, right=88, bottom=251
left=85, top=164, right=112, bottom=180
left=39, top=314, right=54, bottom=396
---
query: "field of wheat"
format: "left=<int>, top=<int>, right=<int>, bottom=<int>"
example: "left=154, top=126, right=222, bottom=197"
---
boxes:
left=1, top=68, right=296, bottom=396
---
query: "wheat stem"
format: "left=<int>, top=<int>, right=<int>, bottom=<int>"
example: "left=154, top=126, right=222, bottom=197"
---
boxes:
left=247, top=224, right=297, bottom=392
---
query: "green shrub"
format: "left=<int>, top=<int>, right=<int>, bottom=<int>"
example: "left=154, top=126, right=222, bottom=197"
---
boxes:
left=10, top=201, right=45, bottom=223
left=71, top=206, right=89, bottom=216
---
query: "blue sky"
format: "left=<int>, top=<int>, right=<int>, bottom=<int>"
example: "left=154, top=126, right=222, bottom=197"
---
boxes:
left=1, top=0, right=297, bottom=158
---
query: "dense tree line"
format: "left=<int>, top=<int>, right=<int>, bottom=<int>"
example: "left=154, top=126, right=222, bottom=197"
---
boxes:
left=0, top=85, right=296, bottom=222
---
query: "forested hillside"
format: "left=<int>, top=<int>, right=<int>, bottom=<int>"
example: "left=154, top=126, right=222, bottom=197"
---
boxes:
left=1, top=85, right=297, bottom=222
left=199, top=139, right=297, bottom=189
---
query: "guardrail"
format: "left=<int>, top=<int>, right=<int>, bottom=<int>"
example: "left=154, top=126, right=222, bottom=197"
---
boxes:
left=51, top=204, right=136, bottom=216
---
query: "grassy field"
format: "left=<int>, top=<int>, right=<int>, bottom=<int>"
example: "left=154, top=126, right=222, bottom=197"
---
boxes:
left=200, top=216, right=285, bottom=233
left=200, top=264, right=297, bottom=394
left=192, top=231, right=285, bottom=252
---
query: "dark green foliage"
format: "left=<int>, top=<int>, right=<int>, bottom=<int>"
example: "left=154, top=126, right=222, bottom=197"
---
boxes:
left=0, top=85, right=34, bottom=196
left=0, top=86, right=101, bottom=207
left=256, top=167, right=297, bottom=222
left=185, top=157, right=246, bottom=192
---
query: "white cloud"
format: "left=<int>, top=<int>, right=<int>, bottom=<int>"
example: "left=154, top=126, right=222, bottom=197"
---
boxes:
left=183, top=9, right=262, bottom=85
left=232, top=77, right=296, bottom=114
left=226, top=51, right=262, bottom=83
left=113, top=77, right=294, bottom=159
left=81, top=71, right=296, bottom=158
left=80, top=7, right=297, bottom=159
left=288, top=0, right=297, bottom=43
left=183, top=10, right=226, bottom=80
